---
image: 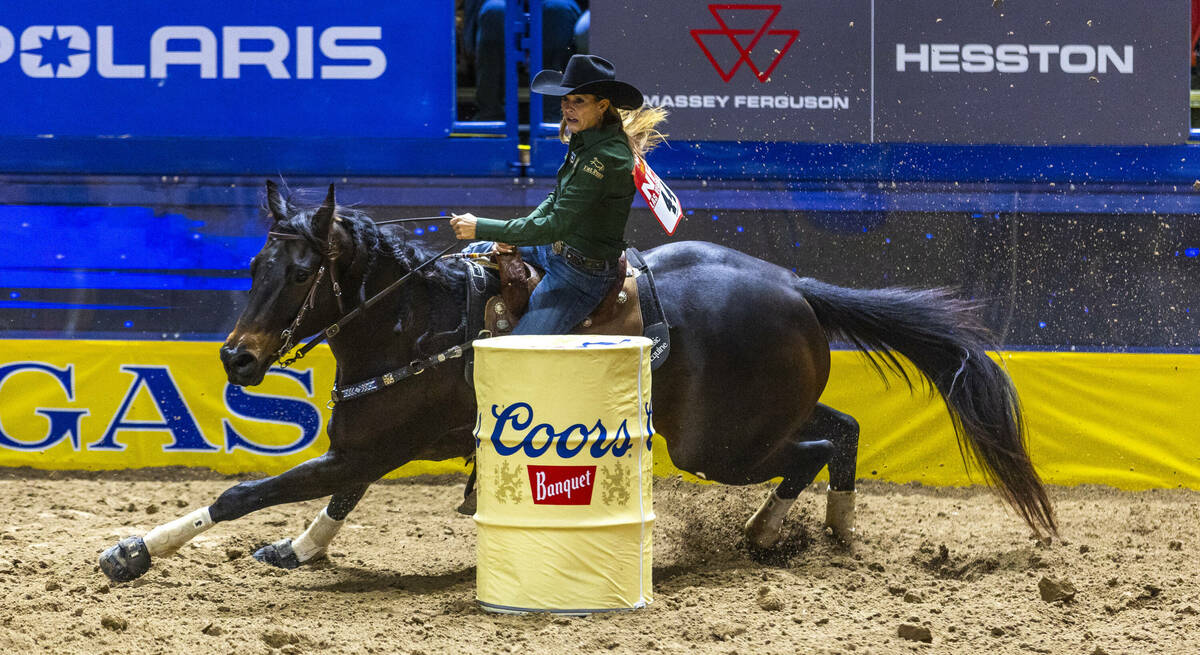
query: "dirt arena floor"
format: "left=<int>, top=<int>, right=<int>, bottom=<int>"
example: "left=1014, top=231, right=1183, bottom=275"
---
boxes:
left=0, top=468, right=1196, bottom=655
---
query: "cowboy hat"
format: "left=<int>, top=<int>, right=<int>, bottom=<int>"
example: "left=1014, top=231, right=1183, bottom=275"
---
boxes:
left=531, top=55, right=644, bottom=110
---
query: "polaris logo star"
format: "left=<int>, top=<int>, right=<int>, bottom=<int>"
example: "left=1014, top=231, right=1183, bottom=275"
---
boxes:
left=0, top=24, right=386, bottom=79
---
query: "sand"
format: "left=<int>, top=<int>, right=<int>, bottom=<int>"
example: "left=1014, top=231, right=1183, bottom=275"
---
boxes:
left=1, top=469, right=1197, bottom=655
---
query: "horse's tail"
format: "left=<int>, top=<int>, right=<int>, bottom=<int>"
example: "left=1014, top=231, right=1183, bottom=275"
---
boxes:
left=795, top=278, right=1057, bottom=539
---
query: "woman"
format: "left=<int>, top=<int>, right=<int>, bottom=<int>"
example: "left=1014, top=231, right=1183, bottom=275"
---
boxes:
left=451, top=54, right=667, bottom=335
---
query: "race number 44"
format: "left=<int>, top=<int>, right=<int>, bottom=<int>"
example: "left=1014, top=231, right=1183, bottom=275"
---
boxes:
left=634, top=156, right=683, bottom=235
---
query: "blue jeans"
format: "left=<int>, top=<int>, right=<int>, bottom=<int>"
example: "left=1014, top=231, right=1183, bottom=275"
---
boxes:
left=462, top=241, right=620, bottom=335
left=472, top=0, right=582, bottom=122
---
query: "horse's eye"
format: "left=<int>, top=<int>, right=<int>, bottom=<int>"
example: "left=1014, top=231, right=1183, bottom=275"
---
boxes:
left=293, top=270, right=311, bottom=284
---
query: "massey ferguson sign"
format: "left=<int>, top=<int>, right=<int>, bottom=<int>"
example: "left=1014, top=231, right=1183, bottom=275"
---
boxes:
left=593, top=0, right=1185, bottom=145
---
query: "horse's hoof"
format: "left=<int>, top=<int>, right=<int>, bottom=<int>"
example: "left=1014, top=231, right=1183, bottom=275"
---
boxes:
left=456, top=489, right=478, bottom=516
left=253, top=539, right=301, bottom=569
left=744, top=491, right=794, bottom=549
left=98, top=536, right=152, bottom=583
left=824, top=490, right=857, bottom=542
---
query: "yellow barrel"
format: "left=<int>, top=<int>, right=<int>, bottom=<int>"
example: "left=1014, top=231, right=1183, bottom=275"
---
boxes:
left=473, top=335, right=654, bottom=614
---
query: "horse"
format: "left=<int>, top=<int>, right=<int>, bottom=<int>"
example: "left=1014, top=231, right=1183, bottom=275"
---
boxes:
left=98, top=181, right=1057, bottom=582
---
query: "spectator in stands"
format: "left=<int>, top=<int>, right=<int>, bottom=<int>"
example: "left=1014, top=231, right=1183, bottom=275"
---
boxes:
left=462, top=0, right=583, bottom=122
left=450, top=55, right=668, bottom=335
left=575, top=4, right=590, bottom=54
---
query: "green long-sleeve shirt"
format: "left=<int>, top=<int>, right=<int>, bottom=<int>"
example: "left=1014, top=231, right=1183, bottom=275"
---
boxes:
left=475, top=120, right=635, bottom=262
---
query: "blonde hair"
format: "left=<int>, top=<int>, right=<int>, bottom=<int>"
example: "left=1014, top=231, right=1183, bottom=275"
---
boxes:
left=558, top=98, right=669, bottom=157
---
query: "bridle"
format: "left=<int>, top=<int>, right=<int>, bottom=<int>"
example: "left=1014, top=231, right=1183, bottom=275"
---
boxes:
left=267, top=218, right=344, bottom=366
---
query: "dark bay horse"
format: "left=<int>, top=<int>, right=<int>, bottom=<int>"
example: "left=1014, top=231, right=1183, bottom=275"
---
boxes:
left=99, top=182, right=1056, bottom=582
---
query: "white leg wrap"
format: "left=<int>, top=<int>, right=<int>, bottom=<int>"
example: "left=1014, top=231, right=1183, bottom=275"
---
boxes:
left=143, top=507, right=214, bottom=557
left=744, top=490, right=797, bottom=549
left=291, top=509, right=344, bottom=563
left=825, top=490, right=856, bottom=541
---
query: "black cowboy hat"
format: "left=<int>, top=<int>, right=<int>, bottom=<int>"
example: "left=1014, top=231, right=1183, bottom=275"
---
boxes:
left=531, top=55, right=644, bottom=110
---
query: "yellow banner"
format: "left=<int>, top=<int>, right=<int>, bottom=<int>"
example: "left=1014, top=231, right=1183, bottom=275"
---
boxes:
left=0, top=339, right=457, bottom=476
left=1, top=340, right=1197, bottom=491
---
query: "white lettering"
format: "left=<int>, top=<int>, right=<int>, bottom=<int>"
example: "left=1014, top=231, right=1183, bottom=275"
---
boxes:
left=0, top=26, right=13, bottom=65
left=896, top=43, right=928, bottom=72
left=151, top=26, right=218, bottom=78
left=648, top=93, right=847, bottom=111
left=898, top=43, right=1132, bottom=74
left=97, top=26, right=145, bottom=78
left=1099, top=45, right=1133, bottom=74
left=995, top=44, right=1028, bottom=73
left=961, top=43, right=994, bottom=73
left=223, top=26, right=290, bottom=79
left=319, top=27, right=386, bottom=79
left=534, top=470, right=592, bottom=501
left=1027, top=44, right=1059, bottom=72
left=296, top=26, right=314, bottom=79
left=1059, top=44, right=1095, bottom=74
left=930, top=43, right=960, bottom=72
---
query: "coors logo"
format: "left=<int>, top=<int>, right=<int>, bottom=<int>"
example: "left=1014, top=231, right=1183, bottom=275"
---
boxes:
left=528, top=465, right=597, bottom=505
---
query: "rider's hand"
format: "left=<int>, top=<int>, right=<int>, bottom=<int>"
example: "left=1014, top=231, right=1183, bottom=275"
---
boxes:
left=450, top=213, right=477, bottom=240
left=493, top=242, right=516, bottom=254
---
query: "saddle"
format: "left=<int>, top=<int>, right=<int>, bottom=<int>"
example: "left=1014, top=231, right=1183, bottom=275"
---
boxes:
left=466, top=246, right=670, bottom=371
left=484, top=250, right=642, bottom=337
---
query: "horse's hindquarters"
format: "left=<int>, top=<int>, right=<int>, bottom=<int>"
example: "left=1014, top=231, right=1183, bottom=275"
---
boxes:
left=643, top=242, right=831, bottom=482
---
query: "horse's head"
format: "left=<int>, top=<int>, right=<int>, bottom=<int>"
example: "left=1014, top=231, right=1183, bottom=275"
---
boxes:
left=220, top=181, right=353, bottom=386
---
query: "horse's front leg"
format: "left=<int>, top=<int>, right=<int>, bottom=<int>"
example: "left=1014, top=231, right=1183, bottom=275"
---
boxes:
left=98, top=451, right=382, bottom=583
left=251, top=484, right=371, bottom=570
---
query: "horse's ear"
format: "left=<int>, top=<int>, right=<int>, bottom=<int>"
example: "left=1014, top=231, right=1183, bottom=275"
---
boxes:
left=311, top=183, right=337, bottom=238
left=265, top=180, right=288, bottom=223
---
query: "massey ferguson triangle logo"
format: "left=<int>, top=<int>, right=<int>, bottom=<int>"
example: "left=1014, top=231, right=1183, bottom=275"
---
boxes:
left=691, top=4, right=798, bottom=82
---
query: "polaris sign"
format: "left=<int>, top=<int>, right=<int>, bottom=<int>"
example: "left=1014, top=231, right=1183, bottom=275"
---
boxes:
left=0, top=3, right=451, bottom=140
left=0, top=25, right=385, bottom=79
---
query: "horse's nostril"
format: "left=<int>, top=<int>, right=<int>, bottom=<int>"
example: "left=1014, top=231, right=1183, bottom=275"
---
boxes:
left=231, top=352, right=258, bottom=372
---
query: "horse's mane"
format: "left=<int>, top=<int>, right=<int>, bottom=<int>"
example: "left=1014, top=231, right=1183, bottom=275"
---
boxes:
left=270, top=193, right=468, bottom=355
left=270, top=195, right=465, bottom=292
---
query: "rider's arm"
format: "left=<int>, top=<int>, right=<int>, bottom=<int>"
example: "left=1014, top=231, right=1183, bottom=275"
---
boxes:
left=474, top=156, right=610, bottom=245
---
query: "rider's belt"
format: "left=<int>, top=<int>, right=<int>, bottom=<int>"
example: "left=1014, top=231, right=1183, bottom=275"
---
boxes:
left=552, top=240, right=615, bottom=272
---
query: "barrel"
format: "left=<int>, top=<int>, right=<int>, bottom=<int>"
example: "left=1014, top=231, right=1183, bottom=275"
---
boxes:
left=472, top=335, right=654, bottom=614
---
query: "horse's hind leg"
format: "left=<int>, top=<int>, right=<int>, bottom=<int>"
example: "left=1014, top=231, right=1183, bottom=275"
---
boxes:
left=822, top=405, right=860, bottom=541
left=99, top=452, right=383, bottom=582
left=252, top=484, right=371, bottom=569
left=744, top=404, right=859, bottom=549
